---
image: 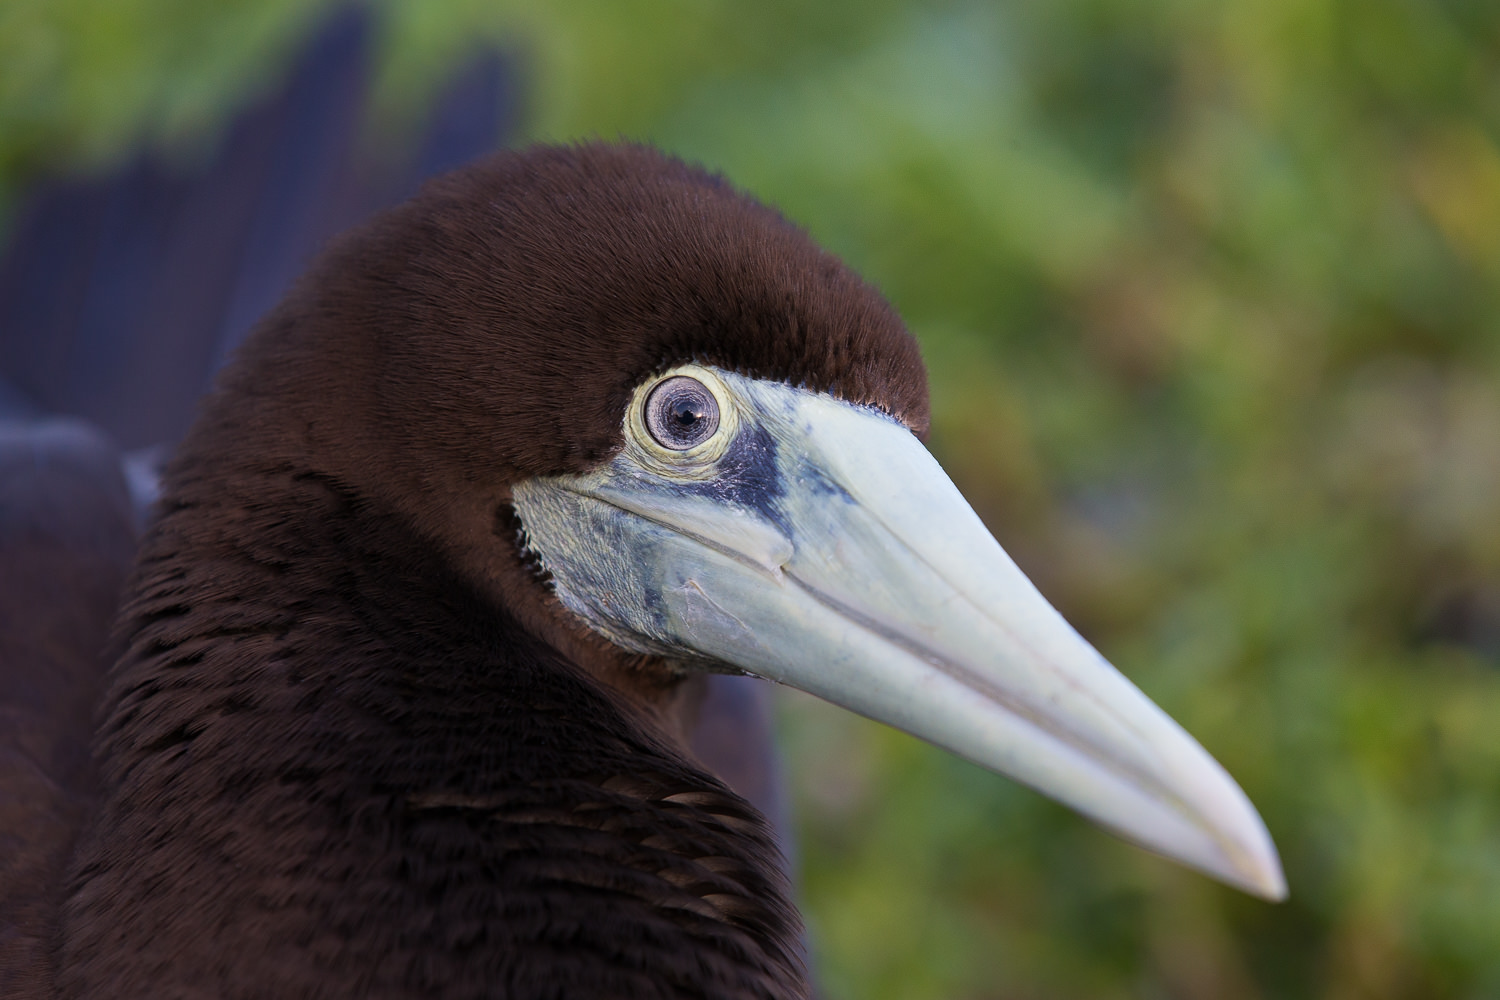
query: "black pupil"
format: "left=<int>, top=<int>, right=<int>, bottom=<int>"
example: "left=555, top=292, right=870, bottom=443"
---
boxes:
left=646, top=376, right=720, bottom=450
left=669, top=398, right=704, bottom=428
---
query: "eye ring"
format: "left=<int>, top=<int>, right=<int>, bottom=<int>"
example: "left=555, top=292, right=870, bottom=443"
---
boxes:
left=644, top=376, right=721, bottom=450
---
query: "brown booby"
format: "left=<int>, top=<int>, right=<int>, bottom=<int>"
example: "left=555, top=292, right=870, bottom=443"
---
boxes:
left=16, top=143, right=1282, bottom=998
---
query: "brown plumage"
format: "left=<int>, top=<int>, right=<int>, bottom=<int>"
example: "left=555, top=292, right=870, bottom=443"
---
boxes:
left=33, top=143, right=926, bottom=998
left=0, top=422, right=137, bottom=998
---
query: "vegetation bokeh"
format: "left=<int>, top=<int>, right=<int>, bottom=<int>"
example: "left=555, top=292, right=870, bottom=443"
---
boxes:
left=5, top=1, right=1500, bottom=996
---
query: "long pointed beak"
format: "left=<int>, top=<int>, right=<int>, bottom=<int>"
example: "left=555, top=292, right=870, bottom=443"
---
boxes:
left=513, top=367, right=1286, bottom=900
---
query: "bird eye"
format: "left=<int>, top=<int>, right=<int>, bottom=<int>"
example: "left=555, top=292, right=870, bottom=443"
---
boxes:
left=644, top=376, right=720, bottom=451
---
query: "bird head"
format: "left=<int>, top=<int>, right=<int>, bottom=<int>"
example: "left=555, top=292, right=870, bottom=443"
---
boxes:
left=206, top=142, right=1285, bottom=901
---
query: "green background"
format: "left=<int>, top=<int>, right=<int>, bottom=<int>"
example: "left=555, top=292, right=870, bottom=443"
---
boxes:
left=5, top=1, right=1500, bottom=996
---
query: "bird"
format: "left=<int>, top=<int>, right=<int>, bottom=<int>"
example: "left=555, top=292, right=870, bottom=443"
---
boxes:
left=3, top=142, right=1284, bottom=999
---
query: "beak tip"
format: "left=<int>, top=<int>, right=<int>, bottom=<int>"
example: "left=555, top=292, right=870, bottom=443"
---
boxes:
left=1221, top=830, right=1288, bottom=902
left=1247, top=858, right=1289, bottom=903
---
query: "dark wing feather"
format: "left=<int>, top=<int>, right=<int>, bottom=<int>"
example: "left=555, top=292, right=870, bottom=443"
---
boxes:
left=0, top=421, right=135, bottom=997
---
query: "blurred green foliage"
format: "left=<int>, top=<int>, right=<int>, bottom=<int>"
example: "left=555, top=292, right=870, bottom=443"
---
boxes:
left=5, top=0, right=1500, bottom=996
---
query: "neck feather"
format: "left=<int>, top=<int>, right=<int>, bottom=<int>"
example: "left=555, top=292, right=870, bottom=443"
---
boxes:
left=61, top=462, right=807, bottom=1000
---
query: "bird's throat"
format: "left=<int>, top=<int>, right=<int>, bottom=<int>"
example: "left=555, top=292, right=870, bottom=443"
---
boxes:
left=60, top=466, right=808, bottom=1000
